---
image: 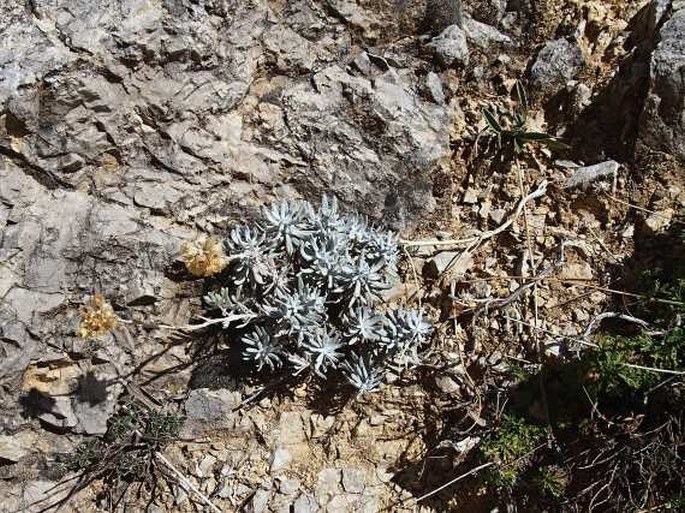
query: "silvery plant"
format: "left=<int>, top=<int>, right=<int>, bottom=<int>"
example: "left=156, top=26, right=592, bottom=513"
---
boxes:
left=203, top=196, right=432, bottom=395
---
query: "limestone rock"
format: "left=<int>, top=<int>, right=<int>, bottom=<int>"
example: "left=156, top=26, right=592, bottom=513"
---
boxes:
left=639, top=5, right=685, bottom=159
left=428, top=25, right=470, bottom=67
left=183, top=388, right=242, bottom=436
left=531, top=38, right=584, bottom=90
left=564, top=160, right=619, bottom=191
left=463, top=16, right=513, bottom=49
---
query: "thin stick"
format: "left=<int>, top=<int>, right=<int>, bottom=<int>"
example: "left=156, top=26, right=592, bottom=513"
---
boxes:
left=548, top=280, right=685, bottom=307
left=157, top=313, right=257, bottom=331
left=414, top=462, right=495, bottom=502
left=622, top=363, right=685, bottom=376
left=500, top=314, right=598, bottom=348
left=154, top=452, right=224, bottom=513
left=582, top=312, right=650, bottom=339
left=603, top=193, right=673, bottom=219
left=401, top=180, right=549, bottom=248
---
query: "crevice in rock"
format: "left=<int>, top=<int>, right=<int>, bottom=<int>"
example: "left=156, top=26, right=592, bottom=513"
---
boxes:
left=0, top=146, right=74, bottom=191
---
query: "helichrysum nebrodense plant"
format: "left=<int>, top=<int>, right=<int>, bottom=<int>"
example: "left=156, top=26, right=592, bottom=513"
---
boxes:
left=202, top=196, right=432, bottom=394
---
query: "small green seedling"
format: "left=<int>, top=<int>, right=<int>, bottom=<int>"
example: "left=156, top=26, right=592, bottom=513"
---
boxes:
left=482, top=82, right=570, bottom=154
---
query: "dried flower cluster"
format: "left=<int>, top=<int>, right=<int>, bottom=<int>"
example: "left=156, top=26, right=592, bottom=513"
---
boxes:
left=77, top=294, right=118, bottom=339
left=181, top=236, right=227, bottom=277
left=201, top=196, right=433, bottom=394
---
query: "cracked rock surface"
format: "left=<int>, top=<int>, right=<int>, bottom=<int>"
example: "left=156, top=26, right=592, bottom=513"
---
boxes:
left=2, top=0, right=684, bottom=511
left=0, top=0, right=452, bottom=416
left=0, top=0, right=453, bottom=510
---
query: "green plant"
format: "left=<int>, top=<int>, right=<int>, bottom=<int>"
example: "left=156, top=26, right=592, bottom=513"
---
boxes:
left=590, top=329, right=684, bottom=396
left=196, top=196, right=433, bottom=395
left=482, top=81, right=569, bottom=154
left=535, top=465, right=567, bottom=499
left=480, top=415, right=546, bottom=489
left=55, top=401, right=183, bottom=511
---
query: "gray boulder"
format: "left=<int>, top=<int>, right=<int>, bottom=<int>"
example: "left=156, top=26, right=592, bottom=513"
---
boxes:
left=531, top=38, right=584, bottom=91
left=639, top=4, right=685, bottom=159
left=427, top=24, right=470, bottom=67
left=463, top=15, right=513, bottom=49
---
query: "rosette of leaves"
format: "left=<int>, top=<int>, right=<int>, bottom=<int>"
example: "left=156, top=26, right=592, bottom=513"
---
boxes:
left=224, top=225, right=278, bottom=290
left=299, top=233, right=352, bottom=291
left=262, top=200, right=311, bottom=254
left=201, top=195, right=432, bottom=395
left=265, top=277, right=327, bottom=343
left=380, top=307, right=433, bottom=370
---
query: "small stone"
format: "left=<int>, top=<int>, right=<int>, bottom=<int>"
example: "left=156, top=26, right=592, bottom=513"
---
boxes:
left=424, top=251, right=473, bottom=278
left=0, top=433, right=30, bottom=463
left=463, top=188, right=479, bottom=204
left=428, top=25, right=470, bottom=67
left=622, top=225, right=635, bottom=239
left=425, top=72, right=446, bottom=104
left=293, top=493, right=317, bottom=513
left=315, top=468, right=342, bottom=503
left=250, top=489, right=271, bottom=513
left=369, top=415, right=386, bottom=426
left=531, top=38, right=584, bottom=90
left=184, top=388, right=240, bottom=422
left=270, top=447, right=292, bottom=473
left=489, top=208, right=506, bottom=224
left=342, top=468, right=366, bottom=494
left=216, top=480, right=233, bottom=499
left=174, top=486, right=188, bottom=506
left=564, top=160, right=618, bottom=191
left=277, top=477, right=301, bottom=495
left=644, top=208, right=675, bottom=234
left=195, top=454, right=217, bottom=478
left=573, top=308, right=590, bottom=322
left=451, top=436, right=480, bottom=453
left=327, top=494, right=357, bottom=512
left=435, top=375, right=461, bottom=394
left=571, top=82, right=593, bottom=112
left=278, top=411, right=308, bottom=445
left=560, top=261, right=593, bottom=281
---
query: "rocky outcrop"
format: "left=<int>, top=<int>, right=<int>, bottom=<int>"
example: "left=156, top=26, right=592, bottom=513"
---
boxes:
left=639, top=1, right=685, bottom=160
left=0, top=0, right=454, bottom=426
left=0, top=1, right=452, bottom=234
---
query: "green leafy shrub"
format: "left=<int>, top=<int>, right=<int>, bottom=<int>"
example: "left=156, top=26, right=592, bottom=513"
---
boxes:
left=58, top=401, right=183, bottom=510
left=482, top=82, right=569, bottom=155
left=480, top=415, right=546, bottom=489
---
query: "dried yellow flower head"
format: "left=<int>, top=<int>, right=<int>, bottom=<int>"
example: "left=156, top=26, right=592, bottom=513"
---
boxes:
left=181, top=236, right=227, bottom=277
left=77, top=294, right=118, bottom=339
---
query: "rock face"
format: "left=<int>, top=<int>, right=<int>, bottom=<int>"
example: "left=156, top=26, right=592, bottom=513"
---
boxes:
left=0, top=0, right=453, bottom=430
left=639, top=3, right=685, bottom=160
left=0, top=1, right=451, bottom=233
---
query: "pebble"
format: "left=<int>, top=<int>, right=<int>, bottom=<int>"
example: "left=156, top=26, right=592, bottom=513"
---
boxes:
left=564, top=160, right=618, bottom=191
left=342, top=467, right=366, bottom=494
